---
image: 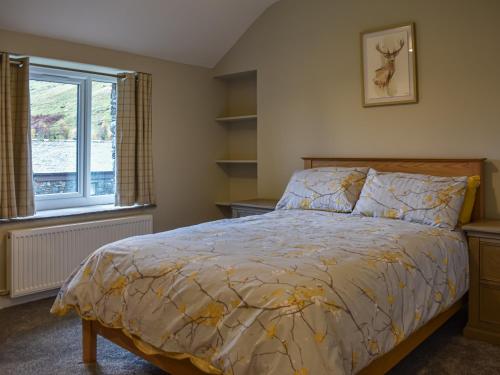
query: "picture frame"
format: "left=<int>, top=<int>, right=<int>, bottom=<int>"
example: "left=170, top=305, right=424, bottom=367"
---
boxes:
left=361, top=22, right=417, bottom=107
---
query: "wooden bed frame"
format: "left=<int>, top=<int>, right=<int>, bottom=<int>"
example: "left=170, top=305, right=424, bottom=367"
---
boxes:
left=82, top=157, right=486, bottom=375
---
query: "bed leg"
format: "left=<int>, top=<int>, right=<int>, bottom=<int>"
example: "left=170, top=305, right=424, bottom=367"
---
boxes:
left=82, top=319, right=97, bottom=363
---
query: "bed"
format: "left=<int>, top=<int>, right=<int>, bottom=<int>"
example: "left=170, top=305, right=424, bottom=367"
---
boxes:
left=51, top=157, right=485, bottom=375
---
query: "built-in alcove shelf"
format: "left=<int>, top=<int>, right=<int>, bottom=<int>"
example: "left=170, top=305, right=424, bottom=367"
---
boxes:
left=215, top=159, right=258, bottom=165
left=214, top=69, right=258, bottom=216
left=216, top=114, right=257, bottom=123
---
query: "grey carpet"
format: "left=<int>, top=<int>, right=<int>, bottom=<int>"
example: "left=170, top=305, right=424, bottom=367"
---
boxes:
left=1, top=298, right=499, bottom=375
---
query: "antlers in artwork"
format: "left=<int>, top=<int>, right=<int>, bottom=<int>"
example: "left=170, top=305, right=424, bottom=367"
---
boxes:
left=375, top=39, right=405, bottom=59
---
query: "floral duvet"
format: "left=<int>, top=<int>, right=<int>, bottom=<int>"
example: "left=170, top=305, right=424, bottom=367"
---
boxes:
left=52, top=210, right=468, bottom=375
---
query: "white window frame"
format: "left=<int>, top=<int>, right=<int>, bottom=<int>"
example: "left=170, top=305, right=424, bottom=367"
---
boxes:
left=30, top=66, right=117, bottom=210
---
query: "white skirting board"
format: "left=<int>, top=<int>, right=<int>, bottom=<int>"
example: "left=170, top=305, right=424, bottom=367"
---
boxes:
left=0, top=289, right=59, bottom=310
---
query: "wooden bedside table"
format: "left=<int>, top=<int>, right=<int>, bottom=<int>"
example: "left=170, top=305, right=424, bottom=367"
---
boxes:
left=231, top=199, right=278, bottom=218
left=463, top=220, right=500, bottom=345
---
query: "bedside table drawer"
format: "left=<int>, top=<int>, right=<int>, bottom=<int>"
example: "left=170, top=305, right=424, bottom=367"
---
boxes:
left=480, top=285, right=500, bottom=325
left=230, top=199, right=278, bottom=219
left=480, top=242, right=500, bottom=283
left=232, top=207, right=270, bottom=218
left=463, top=221, right=500, bottom=345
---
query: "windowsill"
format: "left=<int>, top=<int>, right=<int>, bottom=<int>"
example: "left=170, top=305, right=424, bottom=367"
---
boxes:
left=0, top=204, right=156, bottom=224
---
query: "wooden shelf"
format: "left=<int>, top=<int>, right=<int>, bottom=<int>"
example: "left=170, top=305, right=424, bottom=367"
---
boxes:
left=214, top=201, right=232, bottom=207
left=216, top=114, right=257, bottom=123
left=231, top=199, right=278, bottom=210
left=215, top=199, right=278, bottom=209
left=215, top=159, right=257, bottom=165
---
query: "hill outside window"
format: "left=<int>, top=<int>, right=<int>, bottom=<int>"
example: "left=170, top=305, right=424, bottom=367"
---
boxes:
left=30, top=66, right=117, bottom=210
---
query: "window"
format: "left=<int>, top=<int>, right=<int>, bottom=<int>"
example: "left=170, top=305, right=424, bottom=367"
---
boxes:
left=30, top=66, right=117, bottom=210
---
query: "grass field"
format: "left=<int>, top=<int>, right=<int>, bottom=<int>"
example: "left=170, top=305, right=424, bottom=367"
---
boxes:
left=30, top=79, right=115, bottom=141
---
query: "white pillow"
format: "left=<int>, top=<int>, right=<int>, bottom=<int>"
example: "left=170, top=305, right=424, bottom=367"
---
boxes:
left=276, top=167, right=368, bottom=212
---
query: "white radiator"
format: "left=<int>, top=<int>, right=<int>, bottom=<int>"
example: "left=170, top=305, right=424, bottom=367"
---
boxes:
left=7, top=215, right=153, bottom=298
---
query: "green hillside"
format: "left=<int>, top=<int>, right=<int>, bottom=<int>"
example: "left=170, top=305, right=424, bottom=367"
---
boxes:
left=30, top=80, right=114, bottom=141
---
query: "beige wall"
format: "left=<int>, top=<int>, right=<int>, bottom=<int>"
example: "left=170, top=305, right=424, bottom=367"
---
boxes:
left=215, top=0, right=500, bottom=218
left=0, top=29, right=228, bottom=293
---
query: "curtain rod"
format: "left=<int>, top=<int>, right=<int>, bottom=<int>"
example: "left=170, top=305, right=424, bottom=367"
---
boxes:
left=9, top=59, right=129, bottom=78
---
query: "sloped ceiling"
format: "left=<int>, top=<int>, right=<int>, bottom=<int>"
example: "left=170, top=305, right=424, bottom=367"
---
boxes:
left=0, top=0, right=280, bottom=67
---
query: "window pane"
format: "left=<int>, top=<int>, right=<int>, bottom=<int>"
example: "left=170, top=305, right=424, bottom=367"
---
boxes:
left=30, top=80, right=79, bottom=195
left=90, top=81, right=116, bottom=196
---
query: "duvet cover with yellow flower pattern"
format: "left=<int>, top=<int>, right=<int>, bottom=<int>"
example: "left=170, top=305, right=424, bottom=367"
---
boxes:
left=51, top=210, right=468, bottom=375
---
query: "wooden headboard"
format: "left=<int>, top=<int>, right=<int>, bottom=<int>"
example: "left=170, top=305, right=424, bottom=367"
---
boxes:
left=303, top=157, right=486, bottom=222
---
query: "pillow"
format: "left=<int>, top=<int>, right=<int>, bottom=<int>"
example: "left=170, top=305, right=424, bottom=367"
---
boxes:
left=458, top=175, right=480, bottom=225
left=276, top=167, right=368, bottom=213
left=353, top=169, right=468, bottom=229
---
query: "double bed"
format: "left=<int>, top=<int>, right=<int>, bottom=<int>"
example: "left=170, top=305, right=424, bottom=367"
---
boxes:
left=51, top=157, right=485, bottom=375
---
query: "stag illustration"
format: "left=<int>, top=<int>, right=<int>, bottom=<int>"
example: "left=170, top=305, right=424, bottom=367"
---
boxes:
left=373, top=39, right=405, bottom=90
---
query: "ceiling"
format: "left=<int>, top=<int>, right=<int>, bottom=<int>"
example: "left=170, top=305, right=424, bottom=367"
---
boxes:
left=0, top=0, right=279, bottom=68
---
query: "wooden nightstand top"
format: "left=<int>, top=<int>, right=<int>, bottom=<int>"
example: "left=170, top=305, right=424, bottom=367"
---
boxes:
left=462, top=220, right=500, bottom=235
left=231, top=199, right=279, bottom=210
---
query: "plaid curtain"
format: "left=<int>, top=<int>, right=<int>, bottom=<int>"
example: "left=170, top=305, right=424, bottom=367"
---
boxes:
left=115, top=72, right=155, bottom=206
left=0, top=54, right=34, bottom=218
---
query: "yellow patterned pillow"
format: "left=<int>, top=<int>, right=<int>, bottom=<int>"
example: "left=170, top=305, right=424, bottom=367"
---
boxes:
left=353, top=169, right=468, bottom=229
left=276, top=167, right=369, bottom=212
left=458, top=175, right=480, bottom=225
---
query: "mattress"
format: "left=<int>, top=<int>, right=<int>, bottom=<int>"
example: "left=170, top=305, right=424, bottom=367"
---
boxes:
left=51, top=210, right=468, bottom=375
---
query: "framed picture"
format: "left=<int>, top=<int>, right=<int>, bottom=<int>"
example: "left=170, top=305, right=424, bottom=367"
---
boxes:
left=361, top=22, right=417, bottom=107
